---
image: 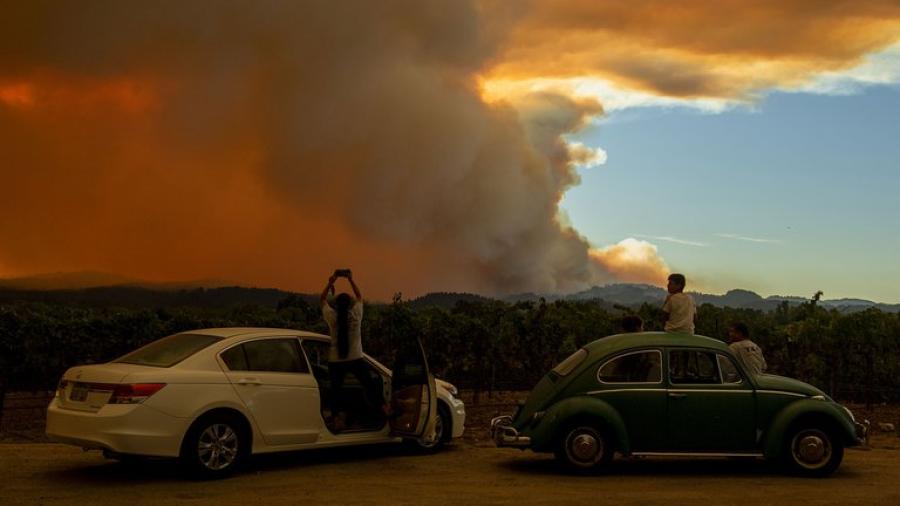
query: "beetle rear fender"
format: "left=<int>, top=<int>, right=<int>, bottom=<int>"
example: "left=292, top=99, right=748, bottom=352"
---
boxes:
left=762, top=399, right=857, bottom=459
left=527, top=396, right=629, bottom=454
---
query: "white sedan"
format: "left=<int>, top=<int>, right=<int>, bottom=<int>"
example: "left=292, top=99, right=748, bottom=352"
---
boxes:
left=46, top=327, right=465, bottom=478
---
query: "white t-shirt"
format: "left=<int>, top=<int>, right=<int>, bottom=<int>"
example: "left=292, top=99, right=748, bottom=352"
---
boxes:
left=730, top=339, right=767, bottom=375
left=663, top=292, right=696, bottom=334
left=322, top=300, right=364, bottom=362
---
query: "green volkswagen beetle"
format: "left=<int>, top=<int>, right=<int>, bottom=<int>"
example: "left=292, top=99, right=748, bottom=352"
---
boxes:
left=491, top=332, right=868, bottom=477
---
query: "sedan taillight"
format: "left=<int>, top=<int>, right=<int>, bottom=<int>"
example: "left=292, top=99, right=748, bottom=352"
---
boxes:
left=108, top=383, right=166, bottom=404
left=55, top=379, right=68, bottom=398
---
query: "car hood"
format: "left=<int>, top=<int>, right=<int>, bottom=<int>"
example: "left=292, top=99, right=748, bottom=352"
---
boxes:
left=754, top=374, right=826, bottom=397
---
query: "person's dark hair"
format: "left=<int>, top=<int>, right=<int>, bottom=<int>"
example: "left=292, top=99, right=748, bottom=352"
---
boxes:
left=668, top=273, right=686, bottom=288
left=335, top=293, right=353, bottom=358
left=621, top=315, right=643, bottom=333
left=730, top=321, right=749, bottom=339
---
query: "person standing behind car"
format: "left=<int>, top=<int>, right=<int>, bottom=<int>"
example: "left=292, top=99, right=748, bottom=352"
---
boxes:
left=320, top=270, right=377, bottom=431
left=728, top=322, right=767, bottom=375
left=662, top=273, right=696, bottom=334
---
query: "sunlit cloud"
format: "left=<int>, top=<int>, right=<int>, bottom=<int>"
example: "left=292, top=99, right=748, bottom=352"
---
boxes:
left=717, top=233, right=783, bottom=244
left=792, top=43, right=900, bottom=95
left=481, top=1, right=900, bottom=114
left=567, top=140, right=607, bottom=167
left=634, top=234, right=708, bottom=247
left=590, top=238, right=669, bottom=284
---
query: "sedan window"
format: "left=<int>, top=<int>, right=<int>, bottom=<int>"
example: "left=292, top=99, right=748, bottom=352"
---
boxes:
left=669, top=350, right=721, bottom=384
left=221, top=345, right=249, bottom=371
left=597, top=350, right=662, bottom=383
left=115, top=333, right=221, bottom=368
left=241, top=339, right=309, bottom=374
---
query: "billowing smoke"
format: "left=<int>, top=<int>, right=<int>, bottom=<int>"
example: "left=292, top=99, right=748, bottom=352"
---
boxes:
left=6, top=1, right=895, bottom=297
left=0, top=1, right=662, bottom=297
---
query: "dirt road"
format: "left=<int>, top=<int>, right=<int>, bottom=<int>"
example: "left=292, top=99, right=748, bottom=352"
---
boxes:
left=1, top=441, right=897, bottom=506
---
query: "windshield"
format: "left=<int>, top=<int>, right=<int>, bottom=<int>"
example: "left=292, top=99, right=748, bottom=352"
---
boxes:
left=552, top=348, right=588, bottom=377
left=115, top=333, right=221, bottom=367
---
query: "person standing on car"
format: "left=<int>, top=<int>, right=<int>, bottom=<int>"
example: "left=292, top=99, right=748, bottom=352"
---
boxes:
left=320, top=270, right=378, bottom=431
left=728, top=322, right=767, bottom=375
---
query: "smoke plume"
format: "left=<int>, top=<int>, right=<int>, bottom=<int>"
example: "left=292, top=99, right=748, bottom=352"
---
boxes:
left=0, top=1, right=637, bottom=297
left=3, top=1, right=895, bottom=297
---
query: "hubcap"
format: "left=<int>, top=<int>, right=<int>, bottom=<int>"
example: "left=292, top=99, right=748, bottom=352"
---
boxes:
left=792, top=429, right=831, bottom=469
left=198, top=423, right=239, bottom=470
left=569, top=430, right=603, bottom=463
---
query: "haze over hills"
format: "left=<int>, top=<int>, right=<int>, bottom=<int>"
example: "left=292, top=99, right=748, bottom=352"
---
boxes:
left=0, top=272, right=897, bottom=313
left=0, top=271, right=235, bottom=291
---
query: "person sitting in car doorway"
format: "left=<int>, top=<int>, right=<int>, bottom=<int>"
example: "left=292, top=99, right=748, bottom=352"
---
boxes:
left=320, top=270, right=380, bottom=431
left=728, top=322, right=767, bottom=375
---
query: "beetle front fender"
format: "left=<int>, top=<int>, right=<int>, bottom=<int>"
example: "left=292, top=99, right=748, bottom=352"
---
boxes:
left=526, top=396, right=630, bottom=454
left=762, top=399, right=856, bottom=459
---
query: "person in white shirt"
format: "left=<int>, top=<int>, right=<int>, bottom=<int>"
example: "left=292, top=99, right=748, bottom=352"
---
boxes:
left=320, top=270, right=377, bottom=431
left=728, top=322, right=767, bottom=375
left=662, top=273, right=696, bottom=334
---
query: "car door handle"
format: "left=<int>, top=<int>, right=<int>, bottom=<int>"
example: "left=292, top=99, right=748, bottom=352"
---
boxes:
left=668, top=392, right=687, bottom=399
left=237, top=378, right=262, bottom=386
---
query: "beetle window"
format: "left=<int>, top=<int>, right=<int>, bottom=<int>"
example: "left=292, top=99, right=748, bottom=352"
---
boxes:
left=597, top=350, right=662, bottom=383
left=669, top=350, right=721, bottom=384
left=717, top=354, right=742, bottom=384
left=552, top=349, right=588, bottom=377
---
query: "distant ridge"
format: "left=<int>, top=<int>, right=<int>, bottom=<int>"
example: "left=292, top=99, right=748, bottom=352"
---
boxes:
left=0, top=272, right=896, bottom=313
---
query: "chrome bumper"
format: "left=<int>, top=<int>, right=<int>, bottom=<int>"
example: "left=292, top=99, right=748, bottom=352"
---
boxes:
left=855, top=419, right=870, bottom=446
left=490, top=415, right=531, bottom=448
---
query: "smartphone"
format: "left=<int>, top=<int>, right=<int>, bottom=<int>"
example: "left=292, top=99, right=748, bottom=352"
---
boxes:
left=334, top=269, right=352, bottom=278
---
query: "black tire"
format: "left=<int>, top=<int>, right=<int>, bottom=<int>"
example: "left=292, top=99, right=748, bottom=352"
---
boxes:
left=782, top=425, right=844, bottom=477
left=554, top=423, right=614, bottom=474
left=410, top=403, right=451, bottom=453
left=180, top=412, right=249, bottom=480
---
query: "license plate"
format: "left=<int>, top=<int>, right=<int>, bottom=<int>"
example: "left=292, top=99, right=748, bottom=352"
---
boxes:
left=70, top=384, right=89, bottom=402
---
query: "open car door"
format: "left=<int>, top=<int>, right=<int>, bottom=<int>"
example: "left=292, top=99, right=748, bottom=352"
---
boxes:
left=389, top=335, right=437, bottom=440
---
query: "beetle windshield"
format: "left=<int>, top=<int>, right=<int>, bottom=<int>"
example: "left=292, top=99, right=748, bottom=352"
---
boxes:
left=552, top=348, right=588, bottom=377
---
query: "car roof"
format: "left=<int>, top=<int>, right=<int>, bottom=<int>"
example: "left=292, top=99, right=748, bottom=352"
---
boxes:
left=185, top=327, right=330, bottom=342
left=583, top=331, right=730, bottom=357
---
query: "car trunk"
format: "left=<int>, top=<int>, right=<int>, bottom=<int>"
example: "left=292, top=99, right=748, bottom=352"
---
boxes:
left=58, top=363, right=155, bottom=413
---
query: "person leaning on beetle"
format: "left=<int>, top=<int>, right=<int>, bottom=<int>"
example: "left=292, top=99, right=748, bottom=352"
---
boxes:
left=320, top=269, right=381, bottom=431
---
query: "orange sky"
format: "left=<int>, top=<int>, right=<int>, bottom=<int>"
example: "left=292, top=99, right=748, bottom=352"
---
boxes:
left=2, top=1, right=899, bottom=298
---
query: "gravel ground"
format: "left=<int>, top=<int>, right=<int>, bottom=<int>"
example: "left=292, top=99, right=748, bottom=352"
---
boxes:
left=2, top=390, right=898, bottom=505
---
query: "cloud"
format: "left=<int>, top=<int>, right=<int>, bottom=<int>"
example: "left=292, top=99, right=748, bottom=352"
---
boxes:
left=717, top=233, right=783, bottom=244
left=482, top=0, right=900, bottom=105
left=590, top=238, right=670, bottom=285
left=634, top=234, right=708, bottom=247
left=566, top=141, right=607, bottom=167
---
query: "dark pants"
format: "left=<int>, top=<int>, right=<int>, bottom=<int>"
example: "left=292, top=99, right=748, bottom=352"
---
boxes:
left=328, top=359, right=379, bottom=416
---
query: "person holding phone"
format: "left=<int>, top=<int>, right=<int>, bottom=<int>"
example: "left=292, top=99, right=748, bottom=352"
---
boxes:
left=320, top=269, right=377, bottom=431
